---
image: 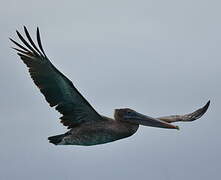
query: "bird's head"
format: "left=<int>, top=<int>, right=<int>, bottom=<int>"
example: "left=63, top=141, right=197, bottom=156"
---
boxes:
left=114, top=108, right=179, bottom=129
left=114, top=108, right=136, bottom=120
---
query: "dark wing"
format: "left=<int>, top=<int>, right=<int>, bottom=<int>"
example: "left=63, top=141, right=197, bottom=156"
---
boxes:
left=10, top=26, right=103, bottom=128
left=157, top=101, right=210, bottom=123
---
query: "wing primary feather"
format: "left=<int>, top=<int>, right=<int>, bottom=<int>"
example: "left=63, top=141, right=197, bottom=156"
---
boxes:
left=16, top=30, right=39, bottom=56
left=36, top=27, right=47, bottom=57
left=17, top=52, right=34, bottom=59
left=9, top=38, right=30, bottom=52
left=23, top=26, right=43, bottom=56
left=12, top=47, right=30, bottom=55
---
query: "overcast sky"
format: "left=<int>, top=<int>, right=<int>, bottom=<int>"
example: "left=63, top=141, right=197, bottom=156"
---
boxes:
left=0, top=0, right=220, bottom=179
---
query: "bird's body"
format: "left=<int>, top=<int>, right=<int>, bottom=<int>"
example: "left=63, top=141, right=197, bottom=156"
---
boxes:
left=50, top=117, right=138, bottom=145
left=11, top=27, right=210, bottom=146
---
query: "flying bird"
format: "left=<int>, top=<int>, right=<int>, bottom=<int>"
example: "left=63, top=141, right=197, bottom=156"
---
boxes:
left=10, top=27, right=210, bottom=146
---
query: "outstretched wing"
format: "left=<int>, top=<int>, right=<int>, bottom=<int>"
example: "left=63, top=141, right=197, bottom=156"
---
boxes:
left=10, top=26, right=103, bottom=128
left=157, top=101, right=210, bottom=123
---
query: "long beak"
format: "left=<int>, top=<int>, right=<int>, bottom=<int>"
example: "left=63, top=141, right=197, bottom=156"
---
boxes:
left=124, top=112, right=180, bottom=130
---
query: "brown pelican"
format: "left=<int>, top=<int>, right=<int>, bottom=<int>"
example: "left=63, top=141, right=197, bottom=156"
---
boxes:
left=10, top=27, right=210, bottom=146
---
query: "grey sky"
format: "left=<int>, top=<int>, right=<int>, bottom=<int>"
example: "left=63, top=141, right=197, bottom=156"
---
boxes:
left=0, top=0, right=220, bottom=179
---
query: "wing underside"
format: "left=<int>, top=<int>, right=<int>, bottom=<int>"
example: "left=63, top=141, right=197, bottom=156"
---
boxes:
left=157, top=101, right=210, bottom=123
left=10, top=26, right=103, bottom=128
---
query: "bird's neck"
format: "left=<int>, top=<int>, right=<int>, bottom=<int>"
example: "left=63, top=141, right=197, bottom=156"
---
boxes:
left=103, top=116, right=139, bottom=137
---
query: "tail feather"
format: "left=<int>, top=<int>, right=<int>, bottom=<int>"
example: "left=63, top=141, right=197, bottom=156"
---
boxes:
left=48, top=134, right=65, bottom=145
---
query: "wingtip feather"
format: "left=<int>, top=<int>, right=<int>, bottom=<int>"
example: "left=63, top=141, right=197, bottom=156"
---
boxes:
left=202, top=100, right=210, bottom=113
left=36, top=27, right=46, bottom=57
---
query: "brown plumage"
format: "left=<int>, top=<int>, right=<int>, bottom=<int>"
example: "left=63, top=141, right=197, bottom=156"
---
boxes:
left=10, top=26, right=210, bottom=146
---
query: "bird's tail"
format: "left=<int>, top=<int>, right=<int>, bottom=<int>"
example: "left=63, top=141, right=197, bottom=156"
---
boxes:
left=48, top=134, right=66, bottom=145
